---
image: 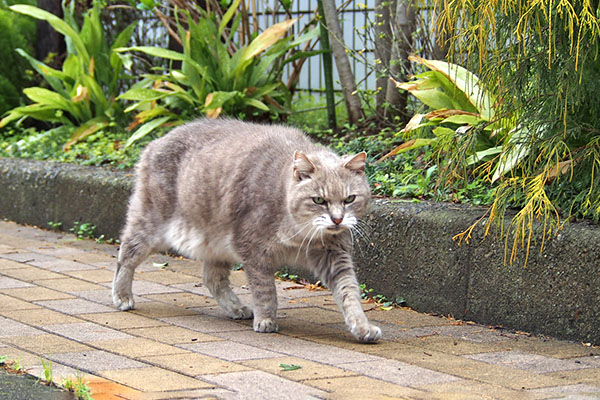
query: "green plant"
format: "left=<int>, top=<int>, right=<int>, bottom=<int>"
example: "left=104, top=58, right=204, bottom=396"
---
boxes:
left=62, top=372, right=92, bottom=400
left=0, top=0, right=135, bottom=149
left=70, top=221, right=96, bottom=239
left=48, top=221, right=62, bottom=231
left=39, top=357, right=54, bottom=386
left=432, top=0, right=600, bottom=265
left=115, top=1, right=319, bottom=147
left=0, top=0, right=36, bottom=115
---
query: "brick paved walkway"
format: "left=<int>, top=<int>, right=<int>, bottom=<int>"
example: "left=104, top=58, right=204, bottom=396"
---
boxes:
left=0, top=220, right=598, bottom=399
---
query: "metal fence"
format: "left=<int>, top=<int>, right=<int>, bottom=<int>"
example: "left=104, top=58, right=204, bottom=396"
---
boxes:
left=248, top=0, right=377, bottom=94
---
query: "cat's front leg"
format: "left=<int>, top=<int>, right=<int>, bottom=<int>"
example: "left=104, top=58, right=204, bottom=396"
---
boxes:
left=244, top=264, right=279, bottom=333
left=322, top=256, right=382, bottom=342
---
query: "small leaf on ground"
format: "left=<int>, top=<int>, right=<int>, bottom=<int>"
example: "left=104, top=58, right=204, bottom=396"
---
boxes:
left=153, top=262, right=168, bottom=268
left=279, top=363, right=301, bottom=371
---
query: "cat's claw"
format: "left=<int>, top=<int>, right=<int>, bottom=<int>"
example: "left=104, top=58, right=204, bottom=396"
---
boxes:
left=351, top=323, right=382, bottom=343
left=253, top=318, right=279, bottom=333
left=112, top=291, right=135, bottom=311
left=230, top=305, right=253, bottom=320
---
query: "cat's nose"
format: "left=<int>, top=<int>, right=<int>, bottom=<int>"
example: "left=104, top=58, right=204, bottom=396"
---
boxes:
left=331, top=217, right=343, bottom=225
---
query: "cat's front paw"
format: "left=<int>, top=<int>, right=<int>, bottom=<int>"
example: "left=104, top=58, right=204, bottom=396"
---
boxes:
left=253, top=317, right=279, bottom=333
left=112, top=289, right=135, bottom=311
left=351, top=323, right=382, bottom=343
left=230, top=305, right=253, bottom=320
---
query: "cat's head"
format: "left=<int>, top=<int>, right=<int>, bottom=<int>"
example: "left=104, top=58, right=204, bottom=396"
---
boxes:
left=287, top=150, right=371, bottom=236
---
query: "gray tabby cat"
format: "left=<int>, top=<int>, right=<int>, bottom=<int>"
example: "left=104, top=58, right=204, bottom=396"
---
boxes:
left=112, top=118, right=381, bottom=342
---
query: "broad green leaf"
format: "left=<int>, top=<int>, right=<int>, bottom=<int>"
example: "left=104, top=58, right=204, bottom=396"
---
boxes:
left=441, top=114, right=486, bottom=125
left=10, top=5, right=90, bottom=64
left=432, top=126, right=456, bottom=139
left=466, top=146, right=503, bottom=165
left=125, top=116, right=171, bottom=148
left=134, top=106, right=172, bottom=123
left=23, top=87, right=78, bottom=116
left=408, top=89, right=456, bottom=110
left=379, top=138, right=436, bottom=162
left=114, top=46, right=186, bottom=61
left=218, top=0, right=242, bottom=35
left=64, top=117, right=110, bottom=150
left=15, top=49, right=69, bottom=96
left=118, top=88, right=169, bottom=102
left=203, top=91, right=240, bottom=110
left=492, top=126, right=531, bottom=182
left=409, top=55, right=495, bottom=119
left=244, top=98, right=269, bottom=111
left=0, top=104, right=68, bottom=127
left=236, top=19, right=297, bottom=75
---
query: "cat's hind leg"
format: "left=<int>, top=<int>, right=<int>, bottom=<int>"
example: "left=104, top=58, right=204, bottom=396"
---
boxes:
left=112, top=235, right=153, bottom=311
left=203, top=260, right=253, bottom=320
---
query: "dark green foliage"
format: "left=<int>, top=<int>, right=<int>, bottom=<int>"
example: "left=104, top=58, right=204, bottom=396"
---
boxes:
left=0, top=0, right=36, bottom=115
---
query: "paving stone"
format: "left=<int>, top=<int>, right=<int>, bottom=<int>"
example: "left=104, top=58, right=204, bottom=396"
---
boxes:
left=49, top=350, right=148, bottom=372
left=0, top=252, right=56, bottom=264
left=0, top=293, right=42, bottom=310
left=200, top=370, right=326, bottom=400
left=278, top=307, right=346, bottom=325
left=143, top=292, right=217, bottom=308
left=1, top=334, right=91, bottom=354
left=140, top=352, right=250, bottom=376
left=2, top=308, right=81, bottom=325
left=33, top=259, right=99, bottom=272
left=42, top=322, right=132, bottom=342
left=1, top=266, right=65, bottom=282
left=63, top=268, right=115, bottom=283
left=0, top=258, right=28, bottom=271
left=80, top=376, right=143, bottom=400
left=135, top=270, right=200, bottom=285
left=129, top=301, right=201, bottom=318
left=465, top=351, right=591, bottom=373
left=399, top=334, right=514, bottom=356
left=415, top=380, right=538, bottom=400
left=304, top=334, right=413, bottom=354
left=27, top=361, right=84, bottom=383
left=161, top=314, right=252, bottom=333
left=214, top=330, right=379, bottom=365
left=0, top=316, right=44, bottom=337
left=73, top=288, right=151, bottom=307
left=60, top=252, right=116, bottom=265
left=528, top=383, right=600, bottom=397
left=27, top=246, right=87, bottom=258
left=377, top=346, right=574, bottom=390
left=303, top=375, right=429, bottom=399
left=101, top=280, right=182, bottom=296
left=338, top=358, right=460, bottom=386
left=0, top=276, right=34, bottom=289
left=35, top=298, right=114, bottom=314
left=0, top=287, right=74, bottom=301
left=275, top=318, right=346, bottom=338
left=80, top=312, right=166, bottom=329
left=546, top=368, right=600, bottom=386
left=240, top=356, right=356, bottom=381
left=0, top=244, right=17, bottom=254
left=179, top=340, right=282, bottom=361
left=142, top=388, right=237, bottom=400
left=35, top=277, right=105, bottom=292
left=123, top=325, right=223, bottom=345
left=90, top=337, right=188, bottom=358
left=100, top=367, right=214, bottom=392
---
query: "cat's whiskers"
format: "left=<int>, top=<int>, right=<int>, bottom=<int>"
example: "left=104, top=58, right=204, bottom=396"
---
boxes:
left=294, top=224, right=318, bottom=263
left=280, top=220, right=313, bottom=243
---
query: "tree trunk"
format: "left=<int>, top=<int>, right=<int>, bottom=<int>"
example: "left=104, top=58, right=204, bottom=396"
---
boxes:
left=374, top=0, right=415, bottom=123
left=320, top=0, right=364, bottom=125
left=35, top=0, right=65, bottom=68
left=316, top=0, right=337, bottom=129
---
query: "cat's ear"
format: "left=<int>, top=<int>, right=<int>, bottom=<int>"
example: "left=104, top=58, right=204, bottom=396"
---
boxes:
left=343, top=152, right=367, bottom=173
left=293, top=151, right=315, bottom=181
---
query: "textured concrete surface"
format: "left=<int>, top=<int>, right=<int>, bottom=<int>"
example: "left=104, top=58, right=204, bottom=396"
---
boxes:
left=0, top=220, right=598, bottom=399
left=0, top=157, right=599, bottom=344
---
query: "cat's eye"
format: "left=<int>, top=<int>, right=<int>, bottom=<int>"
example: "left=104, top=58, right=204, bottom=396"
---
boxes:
left=312, top=196, right=326, bottom=205
left=344, top=195, right=356, bottom=204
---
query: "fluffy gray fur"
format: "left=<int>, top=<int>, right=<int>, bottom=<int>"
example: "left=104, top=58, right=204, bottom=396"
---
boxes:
left=112, top=118, right=381, bottom=342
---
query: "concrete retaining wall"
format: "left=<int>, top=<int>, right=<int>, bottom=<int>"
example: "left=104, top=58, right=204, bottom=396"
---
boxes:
left=1, top=157, right=598, bottom=344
